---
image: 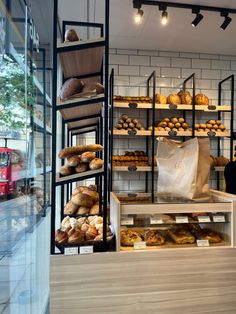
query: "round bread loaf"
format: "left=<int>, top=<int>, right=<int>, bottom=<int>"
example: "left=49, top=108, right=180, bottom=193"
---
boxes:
left=180, top=91, right=192, bottom=105
left=67, top=155, right=80, bottom=167
left=76, top=206, right=90, bottom=215
left=60, top=78, right=84, bottom=100
left=71, top=192, right=94, bottom=207
left=73, top=186, right=99, bottom=202
left=167, top=94, right=181, bottom=105
left=195, top=93, right=209, bottom=106
left=89, top=158, right=104, bottom=170
left=89, top=204, right=100, bottom=215
left=68, top=229, right=85, bottom=244
left=59, top=165, right=74, bottom=176
left=80, top=152, right=96, bottom=163
left=75, top=163, right=89, bottom=173
left=64, top=29, right=79, bottom=42
left=155, top=94, right=167, bottom=104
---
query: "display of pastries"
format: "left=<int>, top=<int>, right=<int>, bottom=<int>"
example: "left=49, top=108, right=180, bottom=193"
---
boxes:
left=142, top=229, right=165, bottom=246
left=115, top=114, right=145, bottom=131
left=120, top=229, right=143, bottom=246
left=112, top=151, right=149, bottom=167
left=168, top=228, right=196, bottom=244
left=195, top=120, right=227, bottom=133
left=151, top=116, right=191, bottom=132
left=190, top=225, right=222, bottom=243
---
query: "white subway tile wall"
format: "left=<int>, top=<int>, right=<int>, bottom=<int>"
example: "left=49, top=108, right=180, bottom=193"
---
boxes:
left=79, top=48, right=236, bottom=194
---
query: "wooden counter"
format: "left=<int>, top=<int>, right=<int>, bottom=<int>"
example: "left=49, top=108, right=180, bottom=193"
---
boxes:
left=50, top=247, right=236, bottom=314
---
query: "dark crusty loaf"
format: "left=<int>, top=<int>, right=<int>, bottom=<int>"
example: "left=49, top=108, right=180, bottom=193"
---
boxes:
left=60, top=78, right=84, bottom=100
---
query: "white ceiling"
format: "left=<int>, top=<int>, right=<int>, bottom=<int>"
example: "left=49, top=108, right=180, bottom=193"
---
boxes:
left=57, top=0, right=236, bottom=55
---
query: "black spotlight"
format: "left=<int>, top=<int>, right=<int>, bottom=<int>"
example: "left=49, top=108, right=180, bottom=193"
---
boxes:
left=221, top=12, right=232, bottom=30
left=192, top=12, right=204, bottom=27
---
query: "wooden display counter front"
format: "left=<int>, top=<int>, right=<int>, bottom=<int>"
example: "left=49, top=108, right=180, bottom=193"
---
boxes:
left=50, top=247, right=236, bottom=314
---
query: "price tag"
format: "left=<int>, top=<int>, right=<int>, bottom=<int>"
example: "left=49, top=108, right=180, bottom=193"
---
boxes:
left=128, top=166, right=137, bottom=172
left=79, top=246, right=93, bottom=255
left=176, top=216, right=189, bottom=224
left=198, top=216, right=211, bottom=223
left=197, top=240, right=209, bottom=247
left=64, top=247, right=78, bottom=255
left=169, top=104, right=177, bottom=109
left=207, top=105, right=216, bottom=110
left=129, top=102, right=138, bottom=109
left=121, top=217, right=134, bottom=225
left=150, top=217, right=163, bottom=224
left=207, top=131, right=216, bottom=137
left=134, top=241, right=147, bottom=250
left=168, top=130, right=177, bottom=137
left=213, top=215, right=225, bottom=223
left=128, top=129, right=137, bottom=136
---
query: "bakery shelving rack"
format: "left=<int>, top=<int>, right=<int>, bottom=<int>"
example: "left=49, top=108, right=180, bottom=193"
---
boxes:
left=51, top=0, right=110, bottom=254
left=109, top=71, right=235, bottom=197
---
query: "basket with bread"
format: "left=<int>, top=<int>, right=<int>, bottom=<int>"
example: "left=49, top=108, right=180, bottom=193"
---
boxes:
left=58, top=144, right=104, bottom=177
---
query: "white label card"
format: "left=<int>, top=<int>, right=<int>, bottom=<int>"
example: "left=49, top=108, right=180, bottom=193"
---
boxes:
left=79, top=246, right=93, bottom=255
left=134, top=241, right=147, bottom=250
left=64, top=247, right=78, bottom=255
left=197, top=240, right=209, bottom=247
left=176, top=216, right=189, bottom=224
left=213, top=215, right=225, bottom=223
left=121, top=217, right=134, bottom=226
left=198, top=216, right=211, bottom=223
left=150, top=217, right=163, bottom=224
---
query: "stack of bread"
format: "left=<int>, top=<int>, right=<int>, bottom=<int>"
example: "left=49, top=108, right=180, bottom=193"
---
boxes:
left=58, top=144, right=104, bottom=177
left=209, top=155, right=229, bottom=169
left=113, top=95, right=151, bottom=103
left=155, top=91, right=209, bottom=106
left=64, top=185, right=100, bottom=216
left=195, top=120, right=226, bottom=133
left=115, top=114, right=145, bottom=131
left=150, top=117, right=191, bottom=132
left=112, top=151, right=149, bottom=167
left=55, top=215, right=112, bottom=245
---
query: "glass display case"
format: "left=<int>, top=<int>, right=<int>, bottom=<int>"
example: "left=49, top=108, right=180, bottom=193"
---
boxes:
left=110, top=190, right=236, bottom=252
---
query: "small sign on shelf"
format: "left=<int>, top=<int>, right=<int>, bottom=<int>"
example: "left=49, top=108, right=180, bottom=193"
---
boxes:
left=79, top=246, right=93, bottom=255
left=64, top=247, right=78, bottom=255
left=198, top=216, right=211, bottom=223
left=134, top=241, right=147, bottom=250
left=176, top=216, right=189, bottom=224
left=150, top=217, right=163, bottom=224
left=197, top=239, right=209, bottom=247
left=121, top=217, right=134, bottom=226
left=213, top=215, right=225, bottom=223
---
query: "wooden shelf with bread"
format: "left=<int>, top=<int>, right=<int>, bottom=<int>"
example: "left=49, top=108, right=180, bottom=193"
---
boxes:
left=110, top=190, right=235, bottom=252
left=51, top=5, right=111, bottom=255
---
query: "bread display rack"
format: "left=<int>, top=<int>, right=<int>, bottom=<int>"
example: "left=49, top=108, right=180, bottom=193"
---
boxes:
left=51, top=0, right=110, bottom=254
left=109, top=70, right=235, bottom=195
left=110, top=190, right=236, bottom=252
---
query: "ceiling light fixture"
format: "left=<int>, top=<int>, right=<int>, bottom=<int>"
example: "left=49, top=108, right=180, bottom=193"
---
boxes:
left=191, top=9, right=204, bottom=27
left=134, top=8, right=144, bottom=24
left=220, top=12, right=232, bottom=30
left=161, top=10, right=168, bottom=25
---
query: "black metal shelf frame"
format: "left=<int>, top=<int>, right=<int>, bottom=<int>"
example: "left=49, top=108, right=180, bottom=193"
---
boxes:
left=51, top=0, right=110, bottom=254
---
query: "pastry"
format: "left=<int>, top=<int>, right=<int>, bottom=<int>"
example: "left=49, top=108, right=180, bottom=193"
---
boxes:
left=60, top=78, right=84, bottom=100
left=195, top=93, right=209, bottom=106
left=64, top=201, right=78, bottom=215
left=120, top=229, right=142, bottom=246
left=55, top=229, right=68, bottom=244
left=59, top=165, right=74, bottom=176
left=81, top=223, right=90, bottom=232
left=80, top=186, right=99, bottom=202
left=156, top=94, right=167, bottom=104
left=89, top=204, right=100, bottom=215
left=80, top=152, right=96, bottom=163
left=85, top=226, right=98, bottom=240
left=67, top=155, right=80, bottom=167
left=58, top=144, right=103, bottom=159
left=76, top=206, right=90, bottom=215
left=64, top=29, right=79, bottom=42
left=75, top=163, right=89, bottom=173
left=71, top=192, right=94, bottom=207
left=77, top=217, right=87, bottom=228
left=167, top=94, right=181, bottom=105
left=190, top=225, right=222, bottom=243
left=168, top=228, right=195, bottom=244
left=61, top=216, right=71, bottom=231
left=143, top=229, right=165, bottom=246
left=68, top=229, right=85, bottom=244
left=89, top=158, right=104, bottom=170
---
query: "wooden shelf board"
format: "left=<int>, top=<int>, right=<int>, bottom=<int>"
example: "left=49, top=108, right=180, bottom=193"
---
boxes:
left=59, top=102, right=103, bottom=122
left=68, top=117, right=99, bottom=130
left=113, top=129, right=151, bottom=136
left=112, top=166, right=157, bottom=172
left=58, top=38, right=104, bottom=78
left=113, top=101, right=231, bottom=112
left=71, top=126, right=97, bottom=135
left=57, top=94, right=104, bottom=107
left=195, top=131, right=230, bottom=137
left=56, top=168, right=104, bottom=184
left=155, top=130, right=192, bottom=137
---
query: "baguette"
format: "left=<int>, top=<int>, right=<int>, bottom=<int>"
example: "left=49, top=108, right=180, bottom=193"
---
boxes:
left=58, top=144, right=103, bottom=159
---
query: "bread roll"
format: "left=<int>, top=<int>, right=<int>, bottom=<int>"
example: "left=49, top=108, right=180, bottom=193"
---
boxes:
left=64, top=29, right=79, bottom=42
left=116, top=123, right=122, bottom=130
left=195, top=93, right=209, bottom=106
left=171, top=117, right=178, bottom=124
left=59, top=165, right=74, bottom=176
left=178, top=117, right=185, bottom=123
left=75, top=163, right=89, bottom=173
left=89, top=204, right=100, bottom=215
left=58, top=144, right=103, bottom=159
left=180, top=91, right=192, bottom=105
left=121, top=114, right=129, bottom=121
left=68, top=229, right=85, bottom=244
left=156, top=94, right=167, bottom=104
left=200, top=124, right=206, bottom=129
left=67, top=155, right=80, bottom=167
left=80, top=152, right=96, bottom=163
left=60, top=78, right=84, bottom=100
left=216, top=120, right=222, bottom=125
left=76, top=206, right=90, bottom=215
left=71, top=192, right=94, bottom=207
left=73, top=186, right=99, bottom=202
left=64, top=201, right=78, bottom=215
left=163, top=117, right=170, bottom=123
left=219, top=124, right=225, bottom=131
left=89, top=158, right=104, bottom=170
left=55, top=229, right=68, bottom=244
left=167, top=94, right=181, bottom=105
left=88, top=184, right=97, bottom=191
left=85, top=226, right=98, bottom=240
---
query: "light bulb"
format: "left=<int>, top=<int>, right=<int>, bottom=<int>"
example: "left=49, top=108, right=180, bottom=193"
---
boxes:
left=161, top=11, right=168, bottom=25
left=134, top=9, right=143, bottom=24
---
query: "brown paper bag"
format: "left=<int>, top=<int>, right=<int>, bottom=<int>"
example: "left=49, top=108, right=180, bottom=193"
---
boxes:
left=156, top=137, right=210, bottom=201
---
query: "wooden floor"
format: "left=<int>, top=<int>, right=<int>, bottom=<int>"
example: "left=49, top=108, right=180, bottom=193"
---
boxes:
left=50, top=247, right=236, bottom=314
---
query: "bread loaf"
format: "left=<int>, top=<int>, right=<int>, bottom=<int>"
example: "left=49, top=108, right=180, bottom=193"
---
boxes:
left=89, top=158, right=104, bottom=170
left=59, top=144, right=103, bottom=159
left=64, top=29, right=79, bottom=42
left=195, top=93, right=209, bottom=106
left=68, top=229, right=85, bottom=244
left=75, top=163, right=89, bottom=173
left=155, top=94, right=167, bottom=104
left=167, top=94, right=181, bottom=105
left=89, top=203, right=100, bottom=215
left=71, top=192, right=94, bottom=207
left=59, top=165, right=74, bottom=176
left=76, top=206, right=90, bottom=215
left=67, top=155, right=80, bottom=167
left=60, top=78, right=84, bottom=100
left=80, top=152, right=96, bottom=163
left=64, top=201, right=78, bottom=215
left=82, top=82, right=104, bottom=94
left=180, top=91, right=192, bottom=105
